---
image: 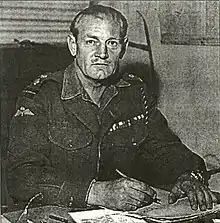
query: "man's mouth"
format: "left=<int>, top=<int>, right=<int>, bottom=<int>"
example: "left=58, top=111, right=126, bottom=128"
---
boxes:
left=92, top=63, right=109, bottom=66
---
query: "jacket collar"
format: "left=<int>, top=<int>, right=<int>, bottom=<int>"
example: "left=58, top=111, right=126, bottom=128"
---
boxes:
left=61, top=62, right=131, bottom=101
left=61, top=62, right=82, bottom=100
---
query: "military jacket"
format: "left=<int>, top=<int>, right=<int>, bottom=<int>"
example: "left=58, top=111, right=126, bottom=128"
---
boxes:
left=7, top=62, right=205, bottom=208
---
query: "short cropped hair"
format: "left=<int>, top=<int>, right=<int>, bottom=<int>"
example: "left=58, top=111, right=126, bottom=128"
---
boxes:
left=70, top=5, right=128, bottom=39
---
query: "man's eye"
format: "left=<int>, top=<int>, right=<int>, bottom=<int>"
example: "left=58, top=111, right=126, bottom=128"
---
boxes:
left=107, top=40, right=119, bottom=48
left=85, top=39, right=96, bottom=45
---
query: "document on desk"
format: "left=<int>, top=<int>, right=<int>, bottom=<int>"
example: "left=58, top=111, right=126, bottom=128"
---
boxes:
left=69, top=188, right=220, bottom=223
left=69, top=208, right=145, bottom=223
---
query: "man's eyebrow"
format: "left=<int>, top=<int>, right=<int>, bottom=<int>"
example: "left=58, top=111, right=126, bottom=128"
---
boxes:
left=85, top=35, right=120, bottom=41
left=107, top=37, right=120, bottom=41
left=85, top=35, right=99, bottom=40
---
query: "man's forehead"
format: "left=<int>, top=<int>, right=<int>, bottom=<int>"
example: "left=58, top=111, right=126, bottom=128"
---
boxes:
left=77, top=13, right=120, bottom=25
left=76, top=15, right=121, bottom=37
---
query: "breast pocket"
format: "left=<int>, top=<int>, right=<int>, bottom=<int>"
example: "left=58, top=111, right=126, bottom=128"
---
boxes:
left=108, top=114, right=148, bottom=148
left=48, top=118, right=93, bottom=151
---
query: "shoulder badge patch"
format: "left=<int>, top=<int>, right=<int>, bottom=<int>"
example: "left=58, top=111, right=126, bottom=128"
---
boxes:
left=14, top=106, right=35, bottom=117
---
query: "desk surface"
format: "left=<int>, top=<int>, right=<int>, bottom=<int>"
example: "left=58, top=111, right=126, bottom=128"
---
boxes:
left=3, top=174, right=220, bottom=223
left=3, top=205, right=218, bottom=223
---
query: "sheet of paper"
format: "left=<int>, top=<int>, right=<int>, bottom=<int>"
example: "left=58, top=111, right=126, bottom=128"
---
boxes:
left=69, top=209, right=145, bottom=223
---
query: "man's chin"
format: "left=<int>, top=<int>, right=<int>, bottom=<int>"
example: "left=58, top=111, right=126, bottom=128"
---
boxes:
left=88, top=72, right=112, bottom=81
left=95, top=70, right=110, bottom=79
left=90, top=76, right=110, bottom=83
left=86, top=74, right=114, bottom=86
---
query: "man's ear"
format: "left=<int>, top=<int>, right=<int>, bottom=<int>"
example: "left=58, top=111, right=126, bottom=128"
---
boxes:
left=67, top=34, right=77, bottom=57
left=119, top=37, right=129, bottom=59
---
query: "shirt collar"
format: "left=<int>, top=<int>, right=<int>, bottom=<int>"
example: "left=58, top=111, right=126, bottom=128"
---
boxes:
left=61, top=62, right=131, bottom=101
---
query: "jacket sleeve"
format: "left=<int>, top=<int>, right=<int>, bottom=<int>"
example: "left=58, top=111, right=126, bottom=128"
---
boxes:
left=6, top=84, right=90, bottom=208
left=130, top=88, right=206, bottom=189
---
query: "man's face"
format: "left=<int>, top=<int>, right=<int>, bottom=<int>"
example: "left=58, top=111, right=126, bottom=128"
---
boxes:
left=73, top=16, right=126, bottom=80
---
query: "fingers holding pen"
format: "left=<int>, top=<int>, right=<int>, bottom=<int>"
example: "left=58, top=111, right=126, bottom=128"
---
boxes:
left=128, top=193, right=157, bottom=208
left=130, top=186, right=158, bottom=203
left=125, top=179, right=158, bottom=206
left=123, top=186, right=157, bottom=210
left=88, top=176, right=160, bottom=211
left=118, top=173, right=157, bottom=198
left=115, top=170, right=158, bottom=207
left=130, top=184, right=157, bottom=198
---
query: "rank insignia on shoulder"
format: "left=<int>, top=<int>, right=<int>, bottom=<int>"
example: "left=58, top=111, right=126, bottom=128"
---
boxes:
left=22, top=89, right=36, bottom=96
left=123, top=73, right=143, bottom=83
left=33, top=78, right=41, bottom=86
left=14, top=106, right=35, bottom=117
left=109, top=113, right=147, bottom=132
left=33, top=74, right=48, bottom=86
left=22, top=73, right=50, bottom=98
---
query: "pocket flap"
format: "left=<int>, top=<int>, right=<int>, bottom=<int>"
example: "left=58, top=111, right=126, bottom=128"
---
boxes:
left=48, top=119, right=93, bottom=151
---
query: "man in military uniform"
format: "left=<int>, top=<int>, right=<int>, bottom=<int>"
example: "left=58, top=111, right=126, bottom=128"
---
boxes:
left=7, top=5, right=217, bottom=211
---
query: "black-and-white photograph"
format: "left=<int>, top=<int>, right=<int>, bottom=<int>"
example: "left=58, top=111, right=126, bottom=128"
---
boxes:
left=1, top=1, right=219, bottom=222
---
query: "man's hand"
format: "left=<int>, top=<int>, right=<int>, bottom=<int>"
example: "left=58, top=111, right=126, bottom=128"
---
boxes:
left=168, top=172, right=218, bottom=211
left=87, top=178, right=157, bottom=211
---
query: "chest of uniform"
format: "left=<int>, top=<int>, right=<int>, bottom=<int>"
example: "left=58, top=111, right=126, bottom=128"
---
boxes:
left=47, top=83, right=149, bottom=150
left=105, top=112, right=148, bottom=148
left=104, top=86, right=149, bottom=148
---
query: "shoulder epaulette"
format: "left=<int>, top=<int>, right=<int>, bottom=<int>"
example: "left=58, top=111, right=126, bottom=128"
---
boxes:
left=21, top=72, right=52, bottom=99
left=122, top=73, right=144, bottom=84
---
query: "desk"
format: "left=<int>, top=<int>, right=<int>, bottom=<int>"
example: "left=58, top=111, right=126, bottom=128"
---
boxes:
left=2, top=205, right=218, bottom=223
left=3, top=174, right=220, bottom=223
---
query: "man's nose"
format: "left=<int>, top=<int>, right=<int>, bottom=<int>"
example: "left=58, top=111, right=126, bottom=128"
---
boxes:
left=95, top=43, right=109, bottom=59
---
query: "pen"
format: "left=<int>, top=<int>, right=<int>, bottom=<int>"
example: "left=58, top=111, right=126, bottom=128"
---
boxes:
left=49, top=215, right=69, bottom=223
left=116, top=169, right=161, bottom=204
